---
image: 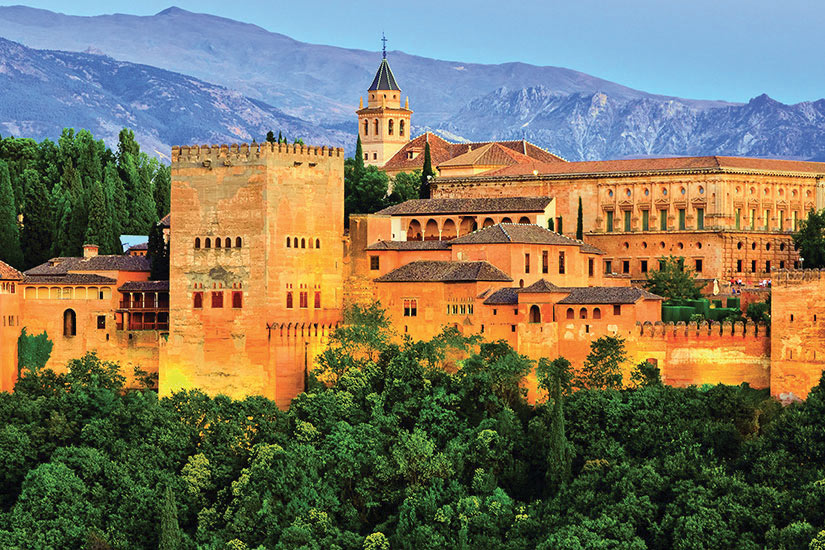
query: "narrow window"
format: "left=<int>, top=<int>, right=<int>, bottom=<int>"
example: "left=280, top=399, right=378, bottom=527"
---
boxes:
left=606, top=211, right=614, bottom=232
left=695, top=259, right=703, bottom=272
left=211, top=291, right=223, bottom=308
left=216, top=238, right=221, bottom=249
left=566, top=308, right=574, bottom=319
left=624, top=210, right=631, bottom=232
left=793, top=211, right=799, bottom=231
left=301, top=238, right=306, bottom=249
left=286, top=292, right=293, bottom=309
left=751, top=260, right=757, bottom=273
left=374, top=119, right=379, bottom=134
left=678, top=209, right=686, bottom=230
left=286, top=237, right=291, bottom=248
left=300, top=291, right=308, bottom=308
left=697, top=208, right=704, bottom=230
left=195, top=237, right=201, bottom=249
left=642, top=210, right=649, bottom=231
left=236, top=237, right=242, bottom=248
left=314, top=291, right=321, bottom=309
left=735, top=208, right=741, bottom=230
left=193, top=292, right=203, bottom=309
left=778, top=213, right=784, bottom=231
left=641, top=259, right=648, bottom=273
left=315, top=239, right=320, bottom=249
left=542, top=250, right=549, bottom=274
left=737, top=259, right=743, bottom=272
left=403, top=299, right=418, bottom=317
left=370, top=256, right=380, bottom=270
left=558, top=251, right=565, bottom=274
left=750, top=209, right=756, bottom=230
left=400, top=120, right=405, bottom=136
left=660, top=209, right=667, bottom=231
left=225, top=237, right=231, bottom=248
left=205, top=238, right=211, bottom=249
left=766, top=260, right=771, bottom=272
left=622, top=260, right=630, bottom=274
left=232, top=291, right=243, bottom=309
left=604, top=260, right=612, bottom=274
left=63, top=309, right=76, bottom=337
left=780, top=260, right=785, bottom=269
left=97, top=315, right=106, bottom=329
left=373, top=152, right=377, bottom=160
left=613, top=305, right=621, bottom=316
left=588, top=258, right=594, bottom=276
left=529, top=305, right=541, bottom=323
left=524, top=253, right=530, bottom=274
left=388, top=119, right=394, bottom=135
left=363, top=119, right=369, bottom=135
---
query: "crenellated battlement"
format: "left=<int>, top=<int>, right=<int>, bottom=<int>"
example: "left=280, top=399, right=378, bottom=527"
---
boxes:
left=772, top=268, right=825, bottom=286
left=634, top=319, right=770, bottom=339
left=171, top=142, right=345, bottom=165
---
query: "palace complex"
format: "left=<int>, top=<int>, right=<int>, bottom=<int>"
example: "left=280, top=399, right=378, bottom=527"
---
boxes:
left=1, top=52, right=825, bottom=405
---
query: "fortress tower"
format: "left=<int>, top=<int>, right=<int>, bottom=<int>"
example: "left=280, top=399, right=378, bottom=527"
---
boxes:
left=356, top=36, right=412, bottom=167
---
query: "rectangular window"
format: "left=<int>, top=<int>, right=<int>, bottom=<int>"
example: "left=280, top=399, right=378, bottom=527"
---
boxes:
left=97, top=315, right=106, bottom=329
left=211, top=291, right=223, bottom=308
left=468, top=304, right=473, bottom=315
left=779, top=212, right=784, bottom=231
left=737, top=260, right=743, bottom=273
left=750, top=209, right=756, bottom=230
left=660, top=209, right=668, bottom=230
left=780, top=260, right=785, bottom=269
left=766, top=260, right=771, bottom=272
left=558, top=251, right=565, bottom=274
left=452, top=304, right=458, bottom=315
left=460, top=304, right=466, bottom=315
left=588, top=258, right=594, bottom=277
left=314, top=291, right=321, bottom=309
left=697, top=208, right=704, bottom=230
left=606, top=211, right=614, bottom=232
left=193, top=291, right=203, bottom=309
left=641, top=259, right=648, bottom=273
left=604, top=260, right=612, bottom=274
left=542, top=250, right=549, bottom=274
left=751, top=260, right=757, bottom=273
left=511, top=325, right=516, bottom=333
left=622, top=260, right=630, bottom=274
left=624, top=210, right=631, bottom=232
left=735, top=208, right=741, bottom=230
left=524, top=253, right=530, bottom=274
left=678, top=209, right=686, bottom=230
left=403, top=299, right=418, bottom=317
left=613, top=305, right=621, bottom=316
left=299, top=291, right=308, bottom=308
left=793, top=211, right=799, bottom=231
left=370, top=256, right=380, bottom=270
left=642, top=210, right=649, bottom=231
left=286, top=291, right=293, bottom=309
left=764, top=209, right=770, bottom=231
left=695, top=259, right=703, bottom=273
left=232, top=291, right=243, bottom=309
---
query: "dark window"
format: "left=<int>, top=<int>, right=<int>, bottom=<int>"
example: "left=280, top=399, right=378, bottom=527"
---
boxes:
left=232, top=291, right=243, bottom=309
left=211, top=291, right=223, bottom=308
left=660, top=209, right=667, bottom=231
left=524, top=253, right=530, bottom=273
left=314, top=291, right=321, bottom=309
left=315, top=239, right=320, bottom=249
left=511, top=325, right=516, bottom=332
left=388, top=119, right=394, bottom=135
left=542, top=250, right=549, bottom=274
left=641, top=260, right=648, bottom=273
left=195, top=237, right=201, bottom=249
left=695, top=259, right=703, bottom=272
left=588, top=258, right=594, bottom=276
left=613, top=305, right=621, bottom=316
left=559, top=251, right=565, bottom=274
left=766, top=260, right=771, bottom=272
left=215, top=238, right=221, bottom=248
left=624, top=210, right=631, bottom=232
left=622, top=260, right=630, bottom=274
left=63, top=309, right=76, bottom=337
left=205, top=238, right=211, bottom=248
left=363, top=119, right=369, bottom=135
left=97, top=315, right=106, bottom=329
left=642, top=210, right=649, bottom=231
left=301, top=238, right=306, bottom=249
left=580, top=308, right=588, bottom=319
left=193, top=292, right=203, bottom=309
left=678, top=208, right=686, bottom=230
left=286, top=292, right=293, bottom=309
left=236, top=237, right=242, bottom=248
left=370, top=256, right=380, bottom=270
left=780, top=260, right=785, bottom=269
left=606, top=211, right=613, bottom=232
left=593, top=308, right=602, bottom=319
left=737, top=259, right=743, bottom=272
left=529, top=305, right=541, bottom=323
left=751, top=260, right=757, bottom=273
left=400, top=120, right=405, bottom=136
left=604, top=260, right=612, bottom=274
left=403, top=299, right=418, bottom=317
left=697, top=208, right=704, bottom=229
left=286, top=237, right=291, bottom=248
left=300, top=291, right=308, bottom=308
left=225, top=237, right=231, bottom=248
left=566, top=308, right=574, bottom=319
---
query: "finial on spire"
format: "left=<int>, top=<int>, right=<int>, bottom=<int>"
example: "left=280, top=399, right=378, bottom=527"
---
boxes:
left=381, top=32, right=387, bottom=59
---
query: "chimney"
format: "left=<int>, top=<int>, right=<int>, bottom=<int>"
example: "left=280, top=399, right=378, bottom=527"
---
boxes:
left=83, top=244, right=99, bottom=258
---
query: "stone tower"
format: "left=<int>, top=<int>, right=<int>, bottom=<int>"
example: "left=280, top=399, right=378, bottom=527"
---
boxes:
left=356, top=37, right=412, bottom=167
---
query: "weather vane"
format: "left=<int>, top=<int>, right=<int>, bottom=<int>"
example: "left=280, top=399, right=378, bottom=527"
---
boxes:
left=382, top=32, right=387, bottom=59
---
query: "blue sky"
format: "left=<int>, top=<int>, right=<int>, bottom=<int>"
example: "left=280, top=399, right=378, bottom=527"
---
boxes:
left=4, top=0, right=824, bottom=104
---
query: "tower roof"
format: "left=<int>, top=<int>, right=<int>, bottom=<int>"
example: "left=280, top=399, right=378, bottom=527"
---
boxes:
left=368, top=58, right=401, bottom=91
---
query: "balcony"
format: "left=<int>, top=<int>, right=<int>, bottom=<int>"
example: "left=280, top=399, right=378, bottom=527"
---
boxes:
left=118, top=299, right=170, bottom=310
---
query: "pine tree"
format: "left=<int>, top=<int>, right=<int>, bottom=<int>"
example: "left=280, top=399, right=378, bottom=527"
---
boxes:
left=85, top=180, right=112, bottom=252
left=158, top=485, right=183, bottom=550
left=0, top=159, right=23, bottom=267
left=576, top=196, right=584, bottom=240
left=153, top=164, right=171, bottom=221
left=265, top=131, right=276, bottom=143
left=419, top=141, right=434, bottom=199
left=20, top=169, right=54, bottom=269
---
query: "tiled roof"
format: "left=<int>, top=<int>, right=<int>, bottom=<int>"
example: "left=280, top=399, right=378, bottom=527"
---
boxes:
left=438, top=142, right=534, bottom=168
left=451, top=155, right=825, bottom=180
left=451, top=224, right=583, bottom=247
left=520, top=279, right=563, bottom=293
left=25, top=255, right=151, bottom=276
left=557, top=287, right=663, bottom=305
left=0, top=260, right=22, bottom=280
left=119, top=280, right=170, bottom=292
left=381, top=132, right=565, bottom=173
left=128, top=243, right=148, bottom=251
left=483, top=287, right=520, bottom=305
left=376, top=197, right=553, bottom=216
left=375, top=260, right=512, bottom=283
left=365, top=240, right=451, bottom=251
left=22, top=274, right=117, bottom=285
left=159, top=213, right=171, bottom=227
left=580, top=242, right=606, bottom=255
left=368, top=58, right=401, bottom=91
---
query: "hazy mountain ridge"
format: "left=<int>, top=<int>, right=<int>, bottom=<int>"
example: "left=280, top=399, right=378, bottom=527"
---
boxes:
left=0, top=37, right=350, bottom=156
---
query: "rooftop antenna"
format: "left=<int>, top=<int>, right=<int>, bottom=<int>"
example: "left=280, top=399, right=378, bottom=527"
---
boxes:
left=382, top=32, right=387, bottom=59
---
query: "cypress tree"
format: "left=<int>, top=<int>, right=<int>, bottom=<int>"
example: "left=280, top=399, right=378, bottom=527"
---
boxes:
left=576, top=196, right=584, bottom=240
left=20, top=169, right=54, bottom=269
left=153, top=164, right=171, bottom=221
left=0, top=159, right=23, bottom=267
left=148, top=223, right=169, bottom=280
left=121, top=152, right=156, bottom=234
left=85, top=180, right=112, bottom=252
left=419, top=141, right=434, bottom=199
left=65, top=168, right=88, bottom=256
left=278, top=131, right=284, bottom=144
left=355, top=135, right=365, bottom=178
left=158, top=485, right=183, bottom=550
left=557, top=216, right=563, bottom=235
left=103, top=162, right=127, bottom=254
left=547, top=218, right=554, bottom=232
left=543, top=357, right=572, bottom=495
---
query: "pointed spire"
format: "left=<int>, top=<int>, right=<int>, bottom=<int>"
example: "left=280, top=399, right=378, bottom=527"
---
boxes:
left=405, top=97, right=409, bottom=109
left=359, top=96, right=363, bottom=109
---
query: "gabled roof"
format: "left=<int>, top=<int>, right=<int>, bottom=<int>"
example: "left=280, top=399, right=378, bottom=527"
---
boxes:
left=375, top=260, right=512, bottom=283
left=365, top=240, right=451, bottom=251
left=26, top=255, right=151, bottom=276
left=0, top=260, right=22, bottom=280
left=438, top=142, right=534, bottom=169
left=127, top=243, right=148, bottom=252
left=451, top=224, right=595, bottom=249
left=376, top=197, right=553, bottom=216
left=368, top=58, right=401, bottom=91
left=520, top=279, right=563, bottom=293
left=483, top=287, right=520, bottom=305
left=557, top=287, right=663, bottom=305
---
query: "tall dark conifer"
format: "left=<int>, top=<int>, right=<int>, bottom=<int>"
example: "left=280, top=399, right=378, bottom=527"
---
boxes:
left=355, top=135, right=365, bottom=178
left=0, top=159, right=23, bottom=267
left=103, top=162, right=127, bottom=253
left=576, top=196, right=584, bottom=241
left=153, top=165, right=171, bottom=221
left=85, top=180, right=112, bottom=253
left=418, top=141, right=434, bottom=199
left=148, top=223, right=169, bottom=280
left=20, top=169, right=54, bottom=269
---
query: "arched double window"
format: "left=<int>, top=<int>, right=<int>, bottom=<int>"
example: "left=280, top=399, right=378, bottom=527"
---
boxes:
left=363, top=119, right=369, bottom=135
left=63, top=309, right=76, bottom=337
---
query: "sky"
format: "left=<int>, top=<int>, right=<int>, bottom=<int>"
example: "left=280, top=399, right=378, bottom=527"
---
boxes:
left=3, top=0, right=824, bottom=104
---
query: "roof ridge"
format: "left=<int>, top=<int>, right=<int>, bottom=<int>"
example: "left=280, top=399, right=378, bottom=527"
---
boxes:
left=498, top=223, right=512, bottom=242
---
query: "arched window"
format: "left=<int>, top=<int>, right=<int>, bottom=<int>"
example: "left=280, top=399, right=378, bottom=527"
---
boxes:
left=566, top=308, right=574, bottom=320
left=400, top=120, right=405, bottom=136
left=580, top=308, right=588, bottom=319
left=194, top=237, right=201, bottom=249
left=363, top=119, right=369, bottom=135
left=593, top=307, right=602, bottom=319
left=388, top=119, right=394, bottom=135
left=205, top=238, right=211, bottom=249
left=518, top=216, right=531, bottom=224
left=529, top=305, right=541, bottom=323
left=63, top=309, right=76, bottom=337
left=215, top=238, right=221, bottom=248
left=225, top=237, right=231, bottom=248
left=315, top=239, right=320, bottom=249
left=374, top=119, right=379, bottom=134
left=286, top=292, right=293, bottom=309
left=501, top=217, right=512, bottom=224
left=236, top=237, right=242, bottom=248
left=286, top=237, right=291, bottom=248
left=301, top=238, right=306, bottom=249
left=193, top=292, right=203, bottom=309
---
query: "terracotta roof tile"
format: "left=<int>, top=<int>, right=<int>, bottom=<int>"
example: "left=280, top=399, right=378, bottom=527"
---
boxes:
left=0, top=260, right=22, bottom=280
left=22, top=274, right=117, bottom=285
left=519, top=279, right=563, bottom=293
left=438, top=142, right=534, bottom=169
left=376, top=197, right=553, bottom=216
left=557, top=287, right=663, bottom=305
left=483, top=287, right=520, bottom=305
left=451, top=223, right=588, bottom=247
left=119, top=280, right=170, bottom=292
left=26, top=255, right=151, bottom=276
left=128, top=243, right=149, bottom=251
left=365, top=240, right=451, bottom=251
left=375, top=260, right=512, bottom=283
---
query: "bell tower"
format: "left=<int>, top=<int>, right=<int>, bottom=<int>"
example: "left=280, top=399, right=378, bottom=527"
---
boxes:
left=356, top=35, right=412, bottom=167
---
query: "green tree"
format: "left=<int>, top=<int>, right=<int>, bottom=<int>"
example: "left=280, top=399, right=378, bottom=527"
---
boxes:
left=158, top=485, right=183, bottom=550
left=388, top=170, right=420, bottom=205
left=266, top=131, right=276, bottom=144
left=0, top=159, right=24, bottom=267
left=643, top=255, right=702, bottom=301
left=148, top=223, right=169, bottom=280
left=630, top=360, right=662, bottom=388
left=84, top=179, right=112, bottom=252
left=19, top=169, right=54, bottom=269
left=17, top=328, right=53, bottom=374
left=102, top=162, right=127, bottom=253
left=344, top=165, right=389, bottom=216
left=153, top=164, right=171, bottom=221
left=537, top=357, right=573, bottom=493
left=794, top=208, right=825, bottom=268
left=354, top=135, right=365, bottom=178
left=576, top=196, right=584, bottom=240
left=419, top=141, right=434, bottom=199
left=746, top=300, right=770, bottom=325
left=576, top=335, right=627, bottom=389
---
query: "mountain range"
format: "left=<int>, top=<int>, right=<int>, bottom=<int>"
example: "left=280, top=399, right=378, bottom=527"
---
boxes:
left=0, top=5, right=824, bottom=162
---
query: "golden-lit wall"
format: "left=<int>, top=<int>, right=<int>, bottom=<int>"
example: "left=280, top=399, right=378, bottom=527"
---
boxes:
left=0, top=282, right=21, bottom=391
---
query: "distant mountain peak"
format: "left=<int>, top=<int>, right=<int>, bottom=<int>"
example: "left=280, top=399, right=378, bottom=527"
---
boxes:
left=155, top=7, right=189, bottom=16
